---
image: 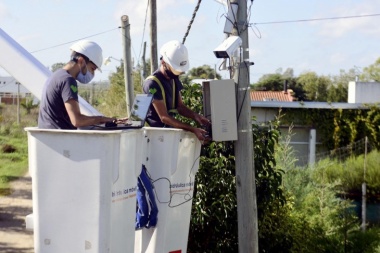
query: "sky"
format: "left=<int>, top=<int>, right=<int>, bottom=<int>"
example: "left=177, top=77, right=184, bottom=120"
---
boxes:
left=1, top=0, right=380, bottom=85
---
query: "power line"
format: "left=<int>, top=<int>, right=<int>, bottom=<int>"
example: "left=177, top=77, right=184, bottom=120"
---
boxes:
left=182, top=0, right=202, bottom=44
left=252, top=13, right=380, bottom=25
left=138, top=0, right=150, bottom=63
left=30, top=27, right=119, bottom=53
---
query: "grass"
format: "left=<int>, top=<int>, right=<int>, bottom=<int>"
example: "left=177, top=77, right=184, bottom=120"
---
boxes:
left=0, top=90, right=112, bottom=196
left=312, top=150, right=380, bottom=199
left=0, top=104, right=37, bottom=196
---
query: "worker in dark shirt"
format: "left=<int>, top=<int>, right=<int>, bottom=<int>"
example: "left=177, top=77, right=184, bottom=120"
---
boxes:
left=136, top=40, right=211, bottom=230
left=38, top=40, right=115, bottom=129
left=143, top=40, right=211, bottom=142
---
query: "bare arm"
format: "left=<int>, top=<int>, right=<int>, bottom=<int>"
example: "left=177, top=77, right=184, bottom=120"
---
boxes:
left=152, top=97, right=209, bottom=142
left=176, top=95, right=211, bottom=127
left=65, top=99, right=115, bottom=127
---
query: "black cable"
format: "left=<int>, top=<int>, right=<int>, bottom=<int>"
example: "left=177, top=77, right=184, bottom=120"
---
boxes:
left=236, top=47, right=250, bottom=123
left=168, top=155, right=200, bottom=208
left=137, top=0, right=150, bottom=64
left=144, top=155, right=201, bottom=208
left=252, top=13, right=380, bottom=26
left=182, top=0, right=202, bottom=44
left=250, top=23, right=262, bottom=39
left=222, top=1, right=252, bottom=122
left=30, top=27, right=119, bottom=53
left=227, top=0, right=240, bottom=36
left=116, top=24, right=140, bottom=70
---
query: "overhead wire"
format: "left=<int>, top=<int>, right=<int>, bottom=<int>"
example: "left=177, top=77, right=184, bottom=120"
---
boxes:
left=252, top=13, right=380, bottom=25
left=182, top=0, right=202, bottom=44
left=236, top=0, right=256, bottom=123
left=137, top=0, right=150, bottom=65
left=116, top=22, right=141, bottom=66
left=224, top=0, right=253, bottom=123
left=28, top=8, right=379, bottom=57
left=30, top=28, right=119, bottom=53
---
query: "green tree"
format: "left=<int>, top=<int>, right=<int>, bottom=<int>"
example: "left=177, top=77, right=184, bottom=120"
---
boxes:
left=181, top=65, right=221, bottom=85
left=252, top=72, right=305, bottom=101
left=360, top=57, right=380, bottom=82
left=102, top=64, right=127, bottom=116
left=297, top=72, right=330, bottom=101
left=98, top=62, right=144, bottom=117
left=50, top=62, right=65, bottom=72
left=139, top=58, right=152, bottom=80
left=20, top=98, right=39, bottom=114
left=179, top=82, right=287, bottom=252
left=328, top=82, right=347, bottom=102
left=328, top=69, right=355, bottom=102
left=282, top=67, right=294, bottom=79
left=253, top=73, right=283, bottom=91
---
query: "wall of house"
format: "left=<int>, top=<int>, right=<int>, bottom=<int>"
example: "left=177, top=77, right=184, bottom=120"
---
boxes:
left=251, top=107, right=279, bottom=123
left=278, top=126, right=324, bottom=167
left=348, top=81, right=380, bottom=103
left=252, top=107, right=324, bottom=167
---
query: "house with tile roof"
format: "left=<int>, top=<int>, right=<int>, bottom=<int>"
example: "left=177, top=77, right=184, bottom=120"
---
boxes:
left=250, top=82, right=380, bottom=166
left=0, top=76, right=34, bottom=104
left=250, top=89, right=295, bottom=102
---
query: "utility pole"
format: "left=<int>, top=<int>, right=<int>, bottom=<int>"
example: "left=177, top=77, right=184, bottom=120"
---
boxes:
left=361, top=136, right=368, bottom=231
left=231, top=0, right=258, bottom=252
left=142, top=41, right=147, bottom=80
left=16, top=81, right=20, bottom=125
left=121, top=15, right=134, bottom=117
left=90, top=82, right=95, bottom=105
left=150, top=0, right=158, bottom=72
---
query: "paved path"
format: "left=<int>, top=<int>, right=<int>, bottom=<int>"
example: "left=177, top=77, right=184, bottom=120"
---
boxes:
left=0, top=174, right=34, bottom=253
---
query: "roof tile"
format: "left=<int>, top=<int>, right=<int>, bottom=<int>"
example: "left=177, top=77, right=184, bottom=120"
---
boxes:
left=250, top=90, right=295, bottom=102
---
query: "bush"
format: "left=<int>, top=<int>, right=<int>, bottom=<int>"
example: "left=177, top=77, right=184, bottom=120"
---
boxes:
left=280, top=134, right=380, bottom=252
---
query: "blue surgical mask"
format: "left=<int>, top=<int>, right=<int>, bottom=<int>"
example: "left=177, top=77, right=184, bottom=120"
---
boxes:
left=76, top=63, right=94, bottom=84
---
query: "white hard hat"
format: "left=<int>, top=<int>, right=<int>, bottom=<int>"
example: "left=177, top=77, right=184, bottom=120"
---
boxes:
left=70, top=40, right=103, bottom=72
left=160, top=40, right=189, bottom=74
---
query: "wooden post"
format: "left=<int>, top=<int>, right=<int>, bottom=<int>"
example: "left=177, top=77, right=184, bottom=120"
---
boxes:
left=150, top=0, right=158, bottom=72
left=231, top=0, right=259, bottom=252
left=142, top=41, right=147, bottom=80
left=361, top=136, right=368, bottom=231
left=16, top=81, right=20, bottom=125
left=121, top=15, right=134, bottom=116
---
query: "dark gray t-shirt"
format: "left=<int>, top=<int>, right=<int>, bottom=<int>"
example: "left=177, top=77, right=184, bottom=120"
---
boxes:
left=38, top=69, right=78, bottom=129
left=142, top=70, right=183, bottom=127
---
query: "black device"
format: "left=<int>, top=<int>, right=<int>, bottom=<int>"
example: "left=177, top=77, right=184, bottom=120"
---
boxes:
left=95, top=94, right=153, bottom=130
left=202, top=124, right=212, bottom=139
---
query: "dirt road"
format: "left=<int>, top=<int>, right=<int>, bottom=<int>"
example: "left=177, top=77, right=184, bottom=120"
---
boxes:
left=0, top=174, right=34, bottom=253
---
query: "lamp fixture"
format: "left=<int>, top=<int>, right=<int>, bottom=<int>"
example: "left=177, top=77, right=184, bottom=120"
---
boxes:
left=103, top=56, right=122, bottom=66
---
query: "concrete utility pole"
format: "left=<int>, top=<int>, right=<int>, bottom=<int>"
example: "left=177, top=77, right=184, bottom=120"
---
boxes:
left=142, top=41, right=147, bottom=80
left=150, top=0, right=158, bottom=72
left=231, top=0, right=259, bottom=252
left=16, top=81, right=20, bottom=125
left=121, top=15, right=134, bottom=117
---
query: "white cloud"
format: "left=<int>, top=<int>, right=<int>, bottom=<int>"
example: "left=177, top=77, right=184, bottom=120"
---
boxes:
left=317, top=2, right=380, bottom=39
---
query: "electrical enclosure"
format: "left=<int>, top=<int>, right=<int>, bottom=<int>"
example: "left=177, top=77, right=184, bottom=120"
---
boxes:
left=202, top=79, right=238, bottom=141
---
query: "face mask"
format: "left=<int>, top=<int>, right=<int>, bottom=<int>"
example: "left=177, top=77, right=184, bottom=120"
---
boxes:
left=164, top=64, right=179, bottom=79
left=76, top=63, right=94, bottom=84
left=165, top=69, right=178, bottom=79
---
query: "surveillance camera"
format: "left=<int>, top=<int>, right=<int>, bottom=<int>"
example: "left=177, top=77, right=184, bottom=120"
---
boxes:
left=213, top=36, right=242, bottom=58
